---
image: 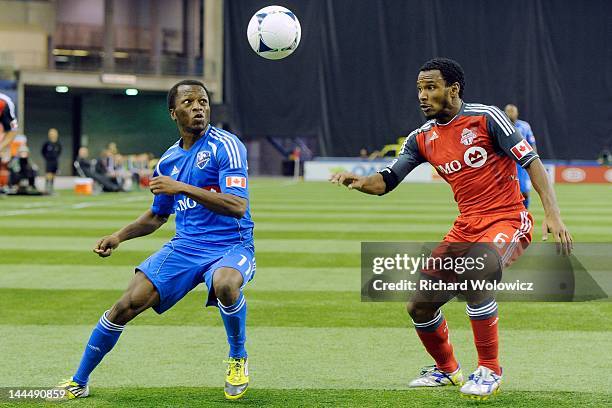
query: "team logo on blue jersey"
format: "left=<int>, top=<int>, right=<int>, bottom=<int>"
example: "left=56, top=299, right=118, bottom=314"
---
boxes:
left=196, top=151, right=211, bottom=169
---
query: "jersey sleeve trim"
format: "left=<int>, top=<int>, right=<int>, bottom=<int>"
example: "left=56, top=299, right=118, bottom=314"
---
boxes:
left=520, top=153, right=539, bottom=168
left=465, top=103, right=514, bottom=136
left=207, top=140, right=218, bottom=157
left=155, top=151, right=175, bottom=176
left=210, top=129, right=243, bottom=169
left=379, top=168, right=399, bottom=194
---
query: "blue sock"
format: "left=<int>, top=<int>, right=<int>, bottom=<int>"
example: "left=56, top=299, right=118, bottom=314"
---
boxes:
left=218, top=292, right=247, bottom=358
left=73, top=310, right=124, bottom=385
left=523, top=197, right=530, bottom=209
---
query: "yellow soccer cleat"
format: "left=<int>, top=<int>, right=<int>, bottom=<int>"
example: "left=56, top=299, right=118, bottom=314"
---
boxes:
left=224, top=357, right=249, bottom=400
left=48, top=377, right=89, bottom=401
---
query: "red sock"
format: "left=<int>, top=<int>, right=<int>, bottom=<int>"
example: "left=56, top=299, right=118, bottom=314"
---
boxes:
left=470, top=315, right=501, bottom=375
left=415, top=318, right=458, bottom=373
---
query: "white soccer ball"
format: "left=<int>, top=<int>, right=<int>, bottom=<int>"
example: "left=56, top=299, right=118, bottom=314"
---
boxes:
left=247, top=5, right=301, bottom=60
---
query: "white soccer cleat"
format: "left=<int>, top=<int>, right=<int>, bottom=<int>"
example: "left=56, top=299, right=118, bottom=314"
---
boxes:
left=460, top=365, right=502, bottom=400
left=408, top=365, right=464, bottom=387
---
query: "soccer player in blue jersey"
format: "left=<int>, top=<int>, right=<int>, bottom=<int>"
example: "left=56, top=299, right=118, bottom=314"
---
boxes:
left=53, top=80, right=255, bottom=400
left=505, top=104, right=537, bottom=208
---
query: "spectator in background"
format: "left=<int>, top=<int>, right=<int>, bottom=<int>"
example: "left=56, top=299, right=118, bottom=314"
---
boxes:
left=102, top=142, right=130, bottom=189
left=8, top=145, right=39, bottom=194
left=597, top=147, right=611, bottom=166
left=41, top=128, right=62, bottom=195
left=114, top=154, right=129, bottom=188
left=105, top=142, right=121, bottom=172
left=9, top=134, right=27, bottom=158
left=75, top=147, right=95, bottom=178
left=95, top=149, right=111, bottom=175
left=126, top=153, right=154, bottom=190
left=107, top=142, right=119, bottom=156
left=97, top=149, right=130, bottom=190
left=359, top=148, right=369, bottom=159
left=96, top=149, right=117, bottom=184
left=99, top=143, right=114, bottom=167
left=75, top=147, right=122, bottom=192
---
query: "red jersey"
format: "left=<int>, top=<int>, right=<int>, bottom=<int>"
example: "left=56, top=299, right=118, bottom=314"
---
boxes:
left=0, top=93, right=18, bottom=133
left=380, top=102, right=538, bottom=216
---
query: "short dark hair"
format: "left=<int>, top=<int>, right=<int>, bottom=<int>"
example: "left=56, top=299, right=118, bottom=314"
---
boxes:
left=419, top=58, right=465, bottom=98
left=167, top=79, right=210, bottom=110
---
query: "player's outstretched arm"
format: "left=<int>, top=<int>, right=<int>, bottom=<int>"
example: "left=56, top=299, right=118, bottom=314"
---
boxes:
left=525, top=158, right=573, bottom=255
left=330, top=133, right=423, bottom=195
left=93, top=209, right=169, bottom=257
left=329, top=172, right=386, bottom=195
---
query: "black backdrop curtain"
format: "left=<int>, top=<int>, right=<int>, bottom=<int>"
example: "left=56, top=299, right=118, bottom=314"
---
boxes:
left=224, top=0, right=612, bottom=159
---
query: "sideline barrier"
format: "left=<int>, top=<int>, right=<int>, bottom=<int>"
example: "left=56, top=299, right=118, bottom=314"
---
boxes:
left=555, top=165, right=612, bottom=184
left=304, top=158, right=609, bottom=184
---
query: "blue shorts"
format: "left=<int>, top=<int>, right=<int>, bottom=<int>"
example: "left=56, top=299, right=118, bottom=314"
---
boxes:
left=516, top=163, right=531, bottom=194
left=136, top=240, right=256, bottom=314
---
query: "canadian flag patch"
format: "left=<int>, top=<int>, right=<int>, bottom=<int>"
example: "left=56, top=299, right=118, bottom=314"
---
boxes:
left=510, top=139, right=533, bottom=160
left=225, top=176, right=246, bottom=188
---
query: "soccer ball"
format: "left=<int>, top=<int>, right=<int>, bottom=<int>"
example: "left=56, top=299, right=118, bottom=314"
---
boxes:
left=247, top=5, right=301, bottom=60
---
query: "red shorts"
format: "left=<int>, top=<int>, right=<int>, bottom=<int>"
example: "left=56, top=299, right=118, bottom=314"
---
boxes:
left=423, top=210, right=534, bottom=282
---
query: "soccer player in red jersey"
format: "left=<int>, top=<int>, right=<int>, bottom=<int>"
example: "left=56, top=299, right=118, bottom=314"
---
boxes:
left=330, top=58, right=573, bottom=399
left=0, top=92, right=18, bottom=153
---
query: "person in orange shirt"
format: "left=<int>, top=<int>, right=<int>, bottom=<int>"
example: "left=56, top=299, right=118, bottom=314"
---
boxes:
left=9, top=134, right=27, bottom=158
left=331, top=58, right=572, bottom=400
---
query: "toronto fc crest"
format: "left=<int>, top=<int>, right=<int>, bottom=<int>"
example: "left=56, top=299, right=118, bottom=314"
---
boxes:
left=460, top=128, right=477, bottom=146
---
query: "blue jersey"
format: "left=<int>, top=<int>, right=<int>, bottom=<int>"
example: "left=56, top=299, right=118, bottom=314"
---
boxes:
left=514, top=119, right=536, bottom=147
left=151, top=125, right=254, bottom=246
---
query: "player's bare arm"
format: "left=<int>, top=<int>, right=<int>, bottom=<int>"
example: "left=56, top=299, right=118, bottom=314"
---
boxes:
left=329, top=172, right=386, bottom=195
left=525, top=158, right=573, bottom=255
left=150, top=175, right=247, bottom=218
left=93, top=209, right=169, bottom=257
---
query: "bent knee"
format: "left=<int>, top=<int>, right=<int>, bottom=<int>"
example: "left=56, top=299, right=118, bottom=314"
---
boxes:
left=213, top=268, right=243, bottom=293
left=110, top=297, right=140, bottom=321
left=110, top=290, right=156, bottom=323
left=406, top=301, right=437, bottom=322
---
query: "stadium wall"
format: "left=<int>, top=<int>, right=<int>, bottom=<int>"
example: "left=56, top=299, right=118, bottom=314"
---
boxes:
left=225, top=0, right=612, bottom=161
left=23, top=87, right=233, bottom=175
left=23, top=90, right=177, bottom=175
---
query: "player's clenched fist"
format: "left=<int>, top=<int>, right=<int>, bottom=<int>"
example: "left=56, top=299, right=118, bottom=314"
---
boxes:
left=94, top=235, right=120, bottom=257
left=329, top=172, right=365, bottom=190
left=150, top=176, right=184, bottom=195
